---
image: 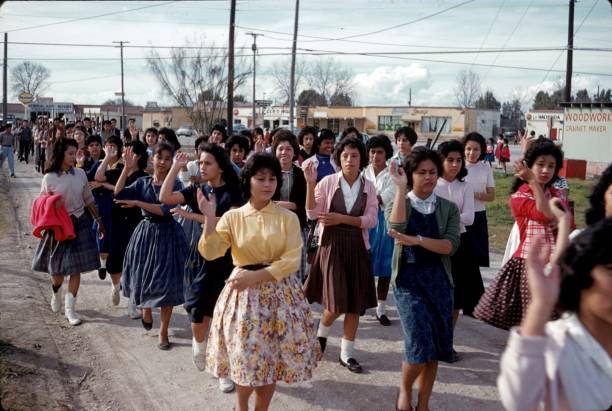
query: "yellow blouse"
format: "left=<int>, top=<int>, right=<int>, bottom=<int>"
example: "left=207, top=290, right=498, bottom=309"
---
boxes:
left=198, top=201, right=303, bottom=281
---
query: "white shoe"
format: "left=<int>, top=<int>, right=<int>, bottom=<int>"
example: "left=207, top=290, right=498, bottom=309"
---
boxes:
left=64, top=293, right=82, bottom=326
left=111, top=284, right=120, bottom=306
left=51, top=289, right=61, bottom=313
left=192, top=338, right=206, bottom=371
left=219, top=378, right=235, bottom=393
left=127, top=303, right=142, bottom=319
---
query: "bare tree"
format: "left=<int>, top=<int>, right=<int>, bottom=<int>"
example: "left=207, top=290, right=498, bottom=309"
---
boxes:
left=10, top=61, right=51, bottom=97
left=268, top=58, right=306, bottom=104
left=147, top=38, right=250, bottom=132
left=454, top=69, right=481, bottom=108
left=305, top=57, right=355, bottom=105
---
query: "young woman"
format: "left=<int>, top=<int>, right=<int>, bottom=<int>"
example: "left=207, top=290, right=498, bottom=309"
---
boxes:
left=500, top=138, right=511, bottom=175
left=297, top=126, right=316, bottom=165
left=144, top=127, right=159, bottom=159
left=73, top=126, right=87, bottom=150
left=498, top=216, right=611, bottom=411
left=474, top=139, right=566, bottom=330
left=391, top=126, right=418, bottom=166
left=225, top=134, right=250, bottom=170
left=95, top=141, right=148, bottom=314
left=79, top=135, right=104, bottom=171
left=304, top=137, right=378, bottom=374
left=158, top=127, right=181, bottom=151
left=199, top=154, right=318, bottom=411
left=32, top=139, right=104, bottom=326
left=271, top=131, right=308, bottom=281
left=159, top=145, right=242, bottom=393
left=114, top=143, right=187, bottom=350
left=434, top=140, right=480, bottom=362
left=485, top=138, right=495, bottom=167
left=301, top=128, right=338, bottom=182
left=463, top=132, right=495, bottom=268
left=386, top=147, right=460, bottom=411
left=364, top=135, right=396, bottom=326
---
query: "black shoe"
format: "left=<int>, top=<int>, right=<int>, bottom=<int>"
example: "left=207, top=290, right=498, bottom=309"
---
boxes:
left=98, top=268, right=106, bottom=280
left=141, top=317, right=153, bottom=331
left=376, top=314, right=391, bottom=326
left=158, top=339, right=171, bottom=350
left=339, top=357, right=363, bottom=373
left=446, top=349, right=460, bottom=363
left=318, top=336, right=327, bottom=353
left=10, top=174, right=15, bottom=178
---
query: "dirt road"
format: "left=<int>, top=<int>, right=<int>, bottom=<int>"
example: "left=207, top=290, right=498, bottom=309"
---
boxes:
left=0, top=161, right=508, bottom=411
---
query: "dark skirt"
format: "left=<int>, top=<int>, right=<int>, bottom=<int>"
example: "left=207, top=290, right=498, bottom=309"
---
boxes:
left=93, top=192, right=113, bottom=254
left=122, top=218, right=188, bottom=308
left=368, top=209, right=394, bottom=278
left=394, top=263, right=453, bottom=364
left=450, top=233, right=485, bottom=314
left=183, top=241, right=234, bottom=323
left=106, top=213, right=141, bottom=275
left=465, top=210, right=490, bottom=267
left=473, top=257, right=528, bottom=330
left=32, top=213, right=100, bottom=276
left=304, top=225, right=377, bottom=314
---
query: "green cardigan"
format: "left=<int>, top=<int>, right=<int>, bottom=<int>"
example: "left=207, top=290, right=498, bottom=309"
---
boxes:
left=384, top=195, right=461, bottom=287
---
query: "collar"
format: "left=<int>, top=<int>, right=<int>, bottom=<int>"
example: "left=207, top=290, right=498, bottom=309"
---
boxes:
left=57, top=167, right=76, bottom=176
left=336, top=171, right=364, bottom=190
left=407, top=191, right=436, bottom=204
left=242, top=200, right=275, bottom=216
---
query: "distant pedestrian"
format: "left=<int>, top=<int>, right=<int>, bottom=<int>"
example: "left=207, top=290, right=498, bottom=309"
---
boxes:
left=485, top=137, right=495, bottom=167
left=0, top=124, right=16, bottom=177
left=495, top=134, right=504, bottom=169
left=297, top=126, right=316, bottom=165
left=17, top=120, right=32, bottom=164
left=500, top=138, right=511, bottom=175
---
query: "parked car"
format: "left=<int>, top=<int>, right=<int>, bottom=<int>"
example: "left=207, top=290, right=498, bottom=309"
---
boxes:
left=336, top=132, right=369, bottom=145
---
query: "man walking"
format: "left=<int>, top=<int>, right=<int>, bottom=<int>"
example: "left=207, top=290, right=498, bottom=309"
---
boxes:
left=0, top=124, right=17, bottom=177
left=17, top=119, right=32, bottom=164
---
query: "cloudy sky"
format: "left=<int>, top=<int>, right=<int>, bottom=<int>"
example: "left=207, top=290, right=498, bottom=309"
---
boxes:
left=1, top=0, right=611, bottom=110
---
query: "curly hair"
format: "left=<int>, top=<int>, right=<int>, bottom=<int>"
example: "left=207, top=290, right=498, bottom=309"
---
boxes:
left=395, top=126, right=418, bottom=145
left=511, top=138, right=564, bottom=193
left=403, top=146, right=444, bottom=190
left=585, top=163, right=612, bottom=225
left=366, top=134, right=394, bottom=160
left=333, top=137, right=368, bottom=171
left=271, top=130, right=300, bottom=161
left=240, top=154, right=282, bottom=200
left=437, top=139, right=468, bottom=182
left=314, top=128, right=336, bottom=154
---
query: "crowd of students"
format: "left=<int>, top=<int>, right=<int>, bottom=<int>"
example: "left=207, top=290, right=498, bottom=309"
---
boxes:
left=14, top=118, right=611, bottom=411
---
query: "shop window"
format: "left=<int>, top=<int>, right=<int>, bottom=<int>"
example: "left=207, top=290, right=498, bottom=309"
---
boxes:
left=421, top=116, right=451, bottom=133
left=328, top=118, right=340, bottom=133
left=378, top=115, right=402, bottom=131
left=347, top=118, right=355, bottom=127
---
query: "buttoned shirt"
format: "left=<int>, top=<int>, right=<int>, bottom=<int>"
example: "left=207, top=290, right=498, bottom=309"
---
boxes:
left=364, top=164, right=395, bottom=207
left=434, top=178, right=475, bottom=233
left=199, top=201, right=302, bottom=281
left=407, top=191, right=437, bottom=215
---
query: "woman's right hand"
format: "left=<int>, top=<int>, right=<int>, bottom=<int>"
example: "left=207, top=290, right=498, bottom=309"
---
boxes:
left=172, top=151, right=189, bottom=170
left=103, top=144, right=117, bottom=160
left=389, top=159, right=407, bottom=188
left=123, top=147, right=137, bottom=170
left=197, top=189, right=216, bottom=218
left=513, top=160, right=535, bottom=183
left=549, top=197, right=571, bottom=223
left=303, top=161, right=317, bottom=184
left=525, top=237, right=560, bottom=311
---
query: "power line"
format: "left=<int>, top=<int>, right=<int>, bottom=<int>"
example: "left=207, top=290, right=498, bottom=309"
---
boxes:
left=470, top=0, right=507, bottom=66
left=2, top=1, right=180, bottom=33
left=48, top=74, right=120, bottom=85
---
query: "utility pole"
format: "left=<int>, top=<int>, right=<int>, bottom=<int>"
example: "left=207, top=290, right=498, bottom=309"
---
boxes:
left=246, top=32, right=262, bottom=129
left=289, top=0, right=300, bottom=133
left=113, top=40, right=129, bottom=130
left=2, top=33, right=7, bottom=125
left=564, top=0, right=575, bottom=103
left=227, top=0, right=236, bottom=134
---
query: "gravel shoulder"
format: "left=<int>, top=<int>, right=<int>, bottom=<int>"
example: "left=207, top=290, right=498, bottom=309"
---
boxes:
left=0, top=161, right=508, bottom=411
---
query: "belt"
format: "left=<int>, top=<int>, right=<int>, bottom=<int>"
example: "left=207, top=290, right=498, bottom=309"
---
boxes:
left=240, top=264, right=270, bottom=271
left=143, top=215, right=174, bottom=223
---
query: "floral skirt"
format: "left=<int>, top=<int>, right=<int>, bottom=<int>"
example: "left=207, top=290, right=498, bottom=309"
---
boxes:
left=206, top=269, right=319, bottom=387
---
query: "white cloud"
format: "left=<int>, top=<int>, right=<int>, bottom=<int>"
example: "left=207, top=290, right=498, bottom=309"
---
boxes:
left=352, top=64, right=430, bottom=105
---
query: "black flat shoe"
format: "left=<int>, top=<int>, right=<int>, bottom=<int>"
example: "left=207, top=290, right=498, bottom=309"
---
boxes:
left=443, top=348, right=460, bottom=364
left=376, top=314, right=391, bottom=326
left=158, top=339, right=171, bottom=351
left=141, top=317, right=152, bottom=331
left=318, top=336, right=327, bottom=353
left=339, top=357, right=363, bottom=373
left=395, top=389, right=413, bottom=411
left=98, top=268, right=107, bottom=280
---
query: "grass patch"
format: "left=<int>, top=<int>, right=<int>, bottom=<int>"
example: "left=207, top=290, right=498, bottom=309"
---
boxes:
left=486, top=172, right=592, bottom=254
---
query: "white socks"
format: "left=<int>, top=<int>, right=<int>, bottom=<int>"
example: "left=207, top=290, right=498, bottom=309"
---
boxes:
left=376, top=300, right=387, bottom=317
left=340, top=338, right=354, bottom=363
left=192, top=337, right=206, bottom=353
left=100, top=258, right=106, bottom=269
left=317, top=322, right=331, bottom=338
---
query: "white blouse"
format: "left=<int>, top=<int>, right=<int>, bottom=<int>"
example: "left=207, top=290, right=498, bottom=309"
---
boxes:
left=364, top=164, right=395, bottom=207
left=465, top=161, right=495, bottom=212
left=434, top=178, right=474, bottom=233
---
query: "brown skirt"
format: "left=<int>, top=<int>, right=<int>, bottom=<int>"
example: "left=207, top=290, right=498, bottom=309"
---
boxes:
left=304, top=225, right=377, bottom=314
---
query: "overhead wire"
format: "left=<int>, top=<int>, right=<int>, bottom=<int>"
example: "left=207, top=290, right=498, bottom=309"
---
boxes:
left=471, top=0, right=507, bottom=66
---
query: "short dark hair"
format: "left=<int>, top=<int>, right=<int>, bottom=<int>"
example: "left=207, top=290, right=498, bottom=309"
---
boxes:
left=210, top=124, right=227, bottom=142
left=462, top=132, right=487, bottom=161
left=272, top=130, right=300, bottom=161
left=74, top=125, right=87, bottom=135
left=395, top=126, right=418, bottom=145
left=511, top=138, right=564, bottom=193
left=254, top=127, right=264, bottom=136
left=194, top=136, right=207, bottom=151
left=558, top=217, right=612, bottom=312
left=403, top=146, right=444, bottom=190
left=85, top=134, right=102, bottom=146
left=240, top=154, right=282, bottom=200
left=144, top=127, right=158, bottom=136
left=158, top=127, right=181, bottom=151
left=341, top=126, right=361, bottom=139
left=437, top=140, right=468, bottom=181
left=65, top=123, right=75, bottom=130
left=106, top=135, right=124, bottom=158
left=298, top=126, right=317, bottom=146
left=154, top=142, right=175, bottom=159
left=83, top=117, right=91, bottom=122
left=333, top=137, right=368, bottom=171
left=366, top=134, right=393, bottom=160
left=125, top=140, right=148, bottom=170
left=201, top=143, right=240, bottom=189
left=103, top=120, right=111, bottom=126
left=225, top=134, right=251, bottom=156
left=585, top=163, right=612, bottom=225
left=45, top=138, right=78, bottom=174
left=111, top=118, right=117, bottom=122
left=314, top=128, right=336, bottom=154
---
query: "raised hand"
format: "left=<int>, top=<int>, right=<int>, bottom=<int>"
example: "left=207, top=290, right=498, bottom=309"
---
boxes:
left=104, top=144, right=118, bottom=159
left=173, top=151, right=189, bottom=169
left=525, top=236, right=560, bottom=310
left=123, top=146, right=137, bottom=170
left=389, top=159, right=407, bottom=188
left=197, top=189, right=216, bottom=217
left=549, top=197, right=571, bottom=223
left=76, top=149, right=86, bottom=166
left=303, top=161, right=317, bottom=184
left=513, top=160, right=534, bottom=183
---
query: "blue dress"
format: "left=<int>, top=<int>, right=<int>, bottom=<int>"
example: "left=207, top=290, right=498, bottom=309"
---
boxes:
left=393, top=208, right=453, bottom=364
left=86, top=160, right=116, bottom=254
left=118, top=177, right=188, bottom=308
left=368, top=207, right=394, bottom=277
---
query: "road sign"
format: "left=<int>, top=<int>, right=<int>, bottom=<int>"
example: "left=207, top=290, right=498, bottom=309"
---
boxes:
left=255, top=99, right=273, bottom=107
left=18, top=91, right=34, bottom=105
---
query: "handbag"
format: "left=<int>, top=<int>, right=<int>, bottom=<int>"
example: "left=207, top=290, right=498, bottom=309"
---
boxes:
left=305, top=219, right=319, bottom=264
